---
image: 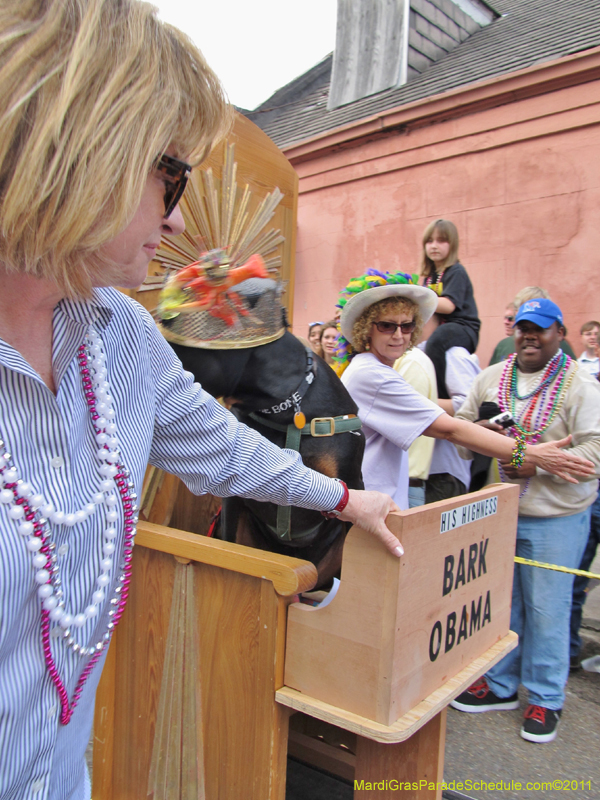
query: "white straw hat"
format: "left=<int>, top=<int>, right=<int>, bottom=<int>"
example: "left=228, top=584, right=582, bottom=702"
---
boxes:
left=339, top=279, right=438, bottom=346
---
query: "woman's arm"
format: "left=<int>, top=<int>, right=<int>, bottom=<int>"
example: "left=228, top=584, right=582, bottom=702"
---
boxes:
left=437, top=398, right=455, bottom=414
left=423, top=413, right=596, bottom=482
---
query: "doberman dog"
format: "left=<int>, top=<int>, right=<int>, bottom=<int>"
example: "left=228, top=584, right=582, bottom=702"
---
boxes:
left=170, top=330, right=365, bottom=588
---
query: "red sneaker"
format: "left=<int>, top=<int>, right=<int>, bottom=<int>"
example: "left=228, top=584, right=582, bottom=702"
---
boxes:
left=521, top=704, right=561, bottom=743
left=451, top=677, right=520, bottom=713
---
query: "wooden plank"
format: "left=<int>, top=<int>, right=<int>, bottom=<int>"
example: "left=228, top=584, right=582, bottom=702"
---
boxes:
left=288, top=729, right=356, bottom=783
left=277, top=631, right=518, bottom=743
left=168, top=481, right=222, bottom=537
left=354, top=710, right=446, bottom=799
left=412, top=7, right=461, bottom=51
left=284, top=485, right=519, bottom=724
left=409, top=27, right=448, bottom=62
left=92, top=635, right=116, bottom=799
left=412, top=0, right=466, bottom=42
left=139, top=466, right=181, bottom=527
left=136, top=521, right=317, bottom=596
left=95, top=547, right=293, bottom=799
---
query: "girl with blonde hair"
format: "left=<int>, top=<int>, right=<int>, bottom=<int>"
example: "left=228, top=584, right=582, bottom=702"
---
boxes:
left=419, top=219, right=480, bottom=399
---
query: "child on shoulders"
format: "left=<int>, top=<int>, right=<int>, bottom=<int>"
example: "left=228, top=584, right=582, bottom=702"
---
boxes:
left=420, top=219, right=480, bottom=398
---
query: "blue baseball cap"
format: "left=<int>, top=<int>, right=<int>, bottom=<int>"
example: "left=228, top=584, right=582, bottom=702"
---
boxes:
left=514, top=298, right=563, bottom=329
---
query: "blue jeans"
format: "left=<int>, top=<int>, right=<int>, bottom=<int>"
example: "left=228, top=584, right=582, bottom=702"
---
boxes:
left=486, top=508, right=591, bottom=710
left=569, top=494, right=600, bottom=658
left=408, top=485, right=425, bottom=508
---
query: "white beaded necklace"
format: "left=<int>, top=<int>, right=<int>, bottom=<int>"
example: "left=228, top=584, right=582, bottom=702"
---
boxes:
left=0, top=329, right=138, bottom=724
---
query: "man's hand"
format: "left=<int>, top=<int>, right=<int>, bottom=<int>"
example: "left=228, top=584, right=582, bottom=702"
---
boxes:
left=338, top=490, right=404, bottom=556
left=499, top=461, right=536, bottom=479
left=476, top=420, right=506, bottom=433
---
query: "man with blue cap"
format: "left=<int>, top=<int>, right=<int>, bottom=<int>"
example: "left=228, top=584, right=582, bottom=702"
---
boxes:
left=450, top=298, right=600, bottom=743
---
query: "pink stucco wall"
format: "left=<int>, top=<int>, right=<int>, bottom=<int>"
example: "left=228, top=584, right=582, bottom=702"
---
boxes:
left=285, top=49, right=600, bottom=366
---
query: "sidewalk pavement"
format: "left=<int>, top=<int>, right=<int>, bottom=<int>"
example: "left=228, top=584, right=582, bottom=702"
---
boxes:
left=443, top=551, right=600, bottom=800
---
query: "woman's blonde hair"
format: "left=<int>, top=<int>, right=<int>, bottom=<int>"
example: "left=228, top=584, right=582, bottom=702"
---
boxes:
left=420, top=219, right=459, bottom=278
left=352, top=297, right=423, bottom=354
left=0, top=0, right=231, bottom=297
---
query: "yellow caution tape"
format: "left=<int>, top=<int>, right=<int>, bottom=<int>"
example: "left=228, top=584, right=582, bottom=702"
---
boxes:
left=514, top=556, right=600, bottom=580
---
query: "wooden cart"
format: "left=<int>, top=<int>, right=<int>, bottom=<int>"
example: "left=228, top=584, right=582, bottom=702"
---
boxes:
left=92, top=483, right=518, bottom=799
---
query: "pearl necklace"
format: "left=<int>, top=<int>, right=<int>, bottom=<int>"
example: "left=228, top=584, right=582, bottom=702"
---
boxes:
left=0, top=329, right=138, bottom=725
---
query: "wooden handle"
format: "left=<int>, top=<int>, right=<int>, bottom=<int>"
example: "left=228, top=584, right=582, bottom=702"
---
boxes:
left=136, top=521, right=317, bottom=596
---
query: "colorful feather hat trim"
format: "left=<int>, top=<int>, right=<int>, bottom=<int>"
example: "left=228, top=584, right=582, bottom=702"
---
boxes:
left=333, top=270, right=419, bottom=372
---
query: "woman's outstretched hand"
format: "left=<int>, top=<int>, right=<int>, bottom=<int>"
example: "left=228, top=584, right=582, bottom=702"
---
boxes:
left=339, top=490, right=404, bottom=556
left=526, top=435, right=596, bottom=484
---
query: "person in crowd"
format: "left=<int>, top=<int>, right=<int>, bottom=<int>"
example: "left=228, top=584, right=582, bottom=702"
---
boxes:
left=307, top=321, right=324, bottom=357
left=394, top=339, right=437, bottom=508
left=502, top=303, right=517, bottom=337
left=0, top=3, right=405, bottom=796
left=570, top=322, right=600, bottom=666
left=578, top=320, right=600, bottom=377
left=569, top=493, right=600, bottom=669
left=415, top=312, right=480, bottom=502
left=451, top=299, right=600, bottom=744
left=419, top=219, right=480, bottom=399
left=319, top=320, right=339, bottom=368
left=489, top=287, right=576, bottom=365
left=334, top=271, right=593, bottom=511
left=426, top=344, right=481, bottom=503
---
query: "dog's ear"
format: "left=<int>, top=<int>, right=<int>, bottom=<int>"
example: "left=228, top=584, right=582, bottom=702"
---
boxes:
left=282, top=307, right=290, bottom=329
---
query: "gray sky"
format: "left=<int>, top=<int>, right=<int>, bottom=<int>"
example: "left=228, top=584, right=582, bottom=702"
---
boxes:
left=153, top=0, right=337, bottom=110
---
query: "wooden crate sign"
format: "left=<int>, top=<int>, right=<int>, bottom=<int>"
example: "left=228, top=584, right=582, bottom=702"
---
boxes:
left=284, top=484, right=519, bottom=726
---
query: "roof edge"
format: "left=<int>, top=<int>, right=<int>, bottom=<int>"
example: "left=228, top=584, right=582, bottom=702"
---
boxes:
left=251, top=54, right=333, bottom=113
left=281, top=44, right=600, bottom=162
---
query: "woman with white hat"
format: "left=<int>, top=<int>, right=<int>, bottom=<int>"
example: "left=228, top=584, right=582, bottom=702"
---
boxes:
left=337, top=270, right=594, bottom=509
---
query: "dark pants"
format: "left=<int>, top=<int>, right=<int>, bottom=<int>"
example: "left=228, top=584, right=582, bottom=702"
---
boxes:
left=569, top=494, right=600, bottom=659
left=425, top=323, right=478, bottom=398
left=425, top=473, right=466, bottom=505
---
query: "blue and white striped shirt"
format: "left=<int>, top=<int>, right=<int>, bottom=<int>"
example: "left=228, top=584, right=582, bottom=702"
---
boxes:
left=0, top=287, right=342, bottom=800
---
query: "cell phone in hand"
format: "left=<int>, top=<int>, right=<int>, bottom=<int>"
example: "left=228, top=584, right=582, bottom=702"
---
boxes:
left=488, top=411, right=516, bottom=429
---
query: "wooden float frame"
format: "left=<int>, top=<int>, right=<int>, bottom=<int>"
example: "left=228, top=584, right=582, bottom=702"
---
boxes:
left=92, top=484, right=518, bottom=799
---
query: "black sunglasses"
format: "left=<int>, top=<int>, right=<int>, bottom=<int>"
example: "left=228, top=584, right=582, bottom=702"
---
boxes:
left=155, top=154, right=192, bottom=218
left=374, top=320, right=416, bottom=335
left=504, top=315, right=515, bottom=322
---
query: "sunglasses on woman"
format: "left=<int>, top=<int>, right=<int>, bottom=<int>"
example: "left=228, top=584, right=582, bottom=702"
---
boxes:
left=155, top=154, right=192, bottom=218
left=374, top=320, right=416, bottom=335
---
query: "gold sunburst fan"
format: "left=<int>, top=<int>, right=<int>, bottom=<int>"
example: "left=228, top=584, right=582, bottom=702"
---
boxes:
left=156, top=142, right=285, bottom=273
left=156, top=144, right=285, bottom=349
left=153, top=142, right=288, bottom=349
